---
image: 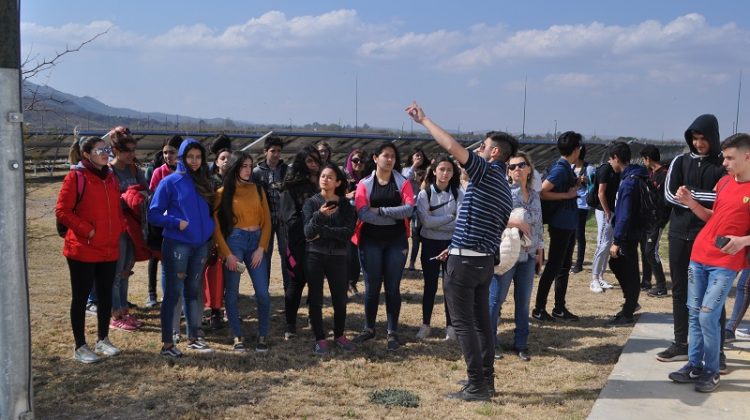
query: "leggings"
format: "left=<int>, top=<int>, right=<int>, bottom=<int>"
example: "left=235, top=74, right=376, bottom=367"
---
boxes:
left=67, top=259, right=116, bottom=349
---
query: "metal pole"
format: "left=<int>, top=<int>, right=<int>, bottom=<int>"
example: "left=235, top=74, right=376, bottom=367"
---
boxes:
left=0, top=0, right=34, bottom=418
left=736, top=69, right=743, bottom=134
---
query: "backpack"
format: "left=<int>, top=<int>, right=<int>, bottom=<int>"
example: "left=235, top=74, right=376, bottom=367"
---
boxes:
left=541, top=160, right=576, bottom=225
left=56, top=169, right=86, bottom=237
left=632, top=173, right=662, bottom=230
left=416, top=184, right=459, bottom=236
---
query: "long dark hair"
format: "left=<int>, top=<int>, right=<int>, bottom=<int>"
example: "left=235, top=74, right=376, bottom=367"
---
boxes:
left=320, top=162, right=348, bottom=197
left=425, top=155, right=460, bottom=196
left=283, top=145, right=321, bottom=189
left=181, top=141, right=215, bottom=206
left=68, top=136, right=101, bottom=164
left=217, top=151, right=256, bottom=238
left=368, top=142, right=402, bottom=174
left=406, top=147, right=430, bottom=171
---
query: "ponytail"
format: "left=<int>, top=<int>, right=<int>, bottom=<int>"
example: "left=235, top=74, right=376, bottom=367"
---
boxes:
left=68, top=136, right=100, bottom=165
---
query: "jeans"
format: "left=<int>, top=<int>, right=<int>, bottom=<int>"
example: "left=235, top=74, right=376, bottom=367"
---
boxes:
left=112, top=233, right=136, bottom=311
left=608, top=240, right=640, bottom=317
left=669, top=236, right=694, bottom=344
left=489, top=257, right=535, bottom=351
left=359, top=234, right=408, bottom=333
left=160, top=238, right=208, bottom=344
left=445, top=254, right=495, bottom=387
left=347, top=241, right=361, bottom=288
left=574, top=208, right=590, bottom=268
left=224, top=229, right=271, bottom=338
left=534, top=226, right=575, bottom=312
left=727, top=269, right=750, bottom=332
left=687, top=262, right=736, bottom=373
left=640, top=226, right=667, bottom=290
left=307, top=252, right=348, bottom=340
left=591, top=209, right=613, bottom=279
left=420, top=237, right=452, bottom=326
left=67, top=259, right=116, bottom=348
left=265, top=223, right=290, bottom=290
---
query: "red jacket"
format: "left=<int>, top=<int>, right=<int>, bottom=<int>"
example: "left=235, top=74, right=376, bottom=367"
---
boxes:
left=55, top=166, right=124, bottom=262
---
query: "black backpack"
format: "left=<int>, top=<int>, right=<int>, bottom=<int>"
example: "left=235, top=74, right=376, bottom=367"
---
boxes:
left=632, top=174, right=662, bottom=230
left=586, top=164, right=606, bottom=209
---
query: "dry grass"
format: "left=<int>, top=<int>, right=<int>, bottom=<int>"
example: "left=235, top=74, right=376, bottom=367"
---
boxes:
left=27, top=176, right=681, bottom=419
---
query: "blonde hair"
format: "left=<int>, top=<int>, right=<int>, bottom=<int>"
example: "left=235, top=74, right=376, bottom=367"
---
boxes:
left=507, top=151, right=534, bottom=185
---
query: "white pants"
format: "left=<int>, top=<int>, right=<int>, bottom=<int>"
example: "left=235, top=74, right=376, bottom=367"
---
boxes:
left=591, top=209, right=613, bottom=279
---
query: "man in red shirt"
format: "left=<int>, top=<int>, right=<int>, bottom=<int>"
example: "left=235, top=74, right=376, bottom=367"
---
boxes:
left=669, top=133, right=750, bottom=392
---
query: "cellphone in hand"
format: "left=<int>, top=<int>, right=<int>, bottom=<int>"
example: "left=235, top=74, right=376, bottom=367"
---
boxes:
left=715, top=236, right=730, bottom=249
left=325, top=200, right=338, bottom=208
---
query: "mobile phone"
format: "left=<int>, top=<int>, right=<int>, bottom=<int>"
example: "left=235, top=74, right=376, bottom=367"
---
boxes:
left=325, top=200, right=338, bottom=208
left=715, top=236, right=730, bottom=249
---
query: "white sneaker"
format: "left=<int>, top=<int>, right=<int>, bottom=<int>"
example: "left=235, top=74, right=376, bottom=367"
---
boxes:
left=445, top=325, right=457, bottom=341
left=74, top=344, right=102, bottom=364
left=736, top=328, right=750, bottom=339
left=599, top=278, right=615, bottom=289
left=95, top=337, right=121, bottom=357
left=590, top=279, right=604, bottom=294
left=415, top=324, right=432, bottom=340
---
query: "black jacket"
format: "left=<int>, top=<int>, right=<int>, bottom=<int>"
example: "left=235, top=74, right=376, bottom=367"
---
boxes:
left=665, top=114, right=726, bottom=240
left=303, top=194, right=355, bottom=256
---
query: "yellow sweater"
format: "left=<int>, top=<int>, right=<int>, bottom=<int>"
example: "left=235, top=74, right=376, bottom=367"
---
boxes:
left=213, top=183, right=271, bottom=258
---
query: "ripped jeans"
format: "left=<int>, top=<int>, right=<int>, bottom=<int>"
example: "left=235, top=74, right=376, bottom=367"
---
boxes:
left=687, top=261, right=736, bottom=374
left=160, top=238, right=208, bottom=344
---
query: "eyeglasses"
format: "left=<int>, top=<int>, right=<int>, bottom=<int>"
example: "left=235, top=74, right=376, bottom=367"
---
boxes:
left=92, top=146, right=112, bottom=156
left=351, top=158, right=362, bottom=164
left=508, top=162, right=528, bottom=170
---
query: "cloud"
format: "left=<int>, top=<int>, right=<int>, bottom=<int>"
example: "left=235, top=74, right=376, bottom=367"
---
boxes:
left=544, top=73, right=602, bottom=89
left=358, top=30, right=462, bottom=59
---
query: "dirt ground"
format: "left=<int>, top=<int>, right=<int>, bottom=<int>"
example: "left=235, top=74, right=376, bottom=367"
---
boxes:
left=26, top=175, right=685, bottom=419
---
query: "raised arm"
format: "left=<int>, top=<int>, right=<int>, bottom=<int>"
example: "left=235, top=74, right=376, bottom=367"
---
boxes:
left=406, top=102, right=469, bottom=165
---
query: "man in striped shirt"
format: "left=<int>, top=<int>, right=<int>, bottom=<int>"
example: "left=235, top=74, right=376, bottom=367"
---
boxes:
left=407, top=102, right=515, bottom=402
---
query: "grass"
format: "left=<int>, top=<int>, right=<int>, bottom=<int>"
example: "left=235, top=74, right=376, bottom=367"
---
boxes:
left=26, top=176, right=690, bottom=419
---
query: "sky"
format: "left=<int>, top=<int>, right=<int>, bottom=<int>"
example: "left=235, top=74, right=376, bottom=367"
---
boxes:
left=19, top=0, right=750, bottom=140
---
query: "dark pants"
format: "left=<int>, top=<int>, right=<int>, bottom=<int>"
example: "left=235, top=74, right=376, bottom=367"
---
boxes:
left=306, top=252, right=348, bottom=341
left=444, top=254, right=495, bottom=388
left=420, top=237, right=452, bottom=326
left=535, top=226, right=575, bottom=312
left=640, top=227, right=667, bottom=290
left=284, top=240, right=307, bottom=330
left=409, top=226, right=421, bottom=268
left=608, top=240, right=640, bottom=317
left=67, top=259, right=116, bottom=348
left=347, top=241, right=361, bottom=288
left=148, top=257, right=159, bottom=300
left=574, top=208, right=590, bottom=268
left=359, top=234, right=408, bottom=333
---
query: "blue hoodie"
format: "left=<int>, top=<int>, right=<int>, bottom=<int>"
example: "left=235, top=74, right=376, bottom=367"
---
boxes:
left=611, top=164, right=650, bottom=245
left=148, top=138, right=215, bottom=246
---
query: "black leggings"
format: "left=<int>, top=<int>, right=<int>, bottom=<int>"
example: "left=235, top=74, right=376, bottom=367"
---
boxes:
left=67, top=258, right=116, bottom=348
left=148, top=257, right=159, bottom=299
left=306, top=252, right=348, bottom=340
left=535, top=226, right=575, bottom=311
left=574, top=209, right=589, bottom=268
left=420, top=237, right=452, bottom=326
left=284, top=242, right=307, bottom=330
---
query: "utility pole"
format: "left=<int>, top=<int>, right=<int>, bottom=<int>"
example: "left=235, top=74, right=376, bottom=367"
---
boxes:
left=521, top=76, right=527, bottom=140
left=354, top=73, right=359, bottom=134
left=0, top=0, right=34, bottom=418
left=736, top=69, right=743, bottom=134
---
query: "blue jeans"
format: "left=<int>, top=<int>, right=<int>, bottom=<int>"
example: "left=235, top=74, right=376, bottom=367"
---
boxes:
left=359, top=234, right=408, bottom=333
left=112, top=233, right=136, bottom=311
left=489, top=257, right=535, bottom=351
left=265, top=223, right=290, bottom=290
left=160, top=238, right=208, bottom=344
left=727, top=269, right=750, bottom=332
left=224, top=229, right=270, bottom=338
left=687, top=261, right=736, bottom=373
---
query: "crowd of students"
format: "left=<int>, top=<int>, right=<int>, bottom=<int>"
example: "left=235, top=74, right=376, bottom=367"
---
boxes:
left=55, top=108, right=750, bottom=397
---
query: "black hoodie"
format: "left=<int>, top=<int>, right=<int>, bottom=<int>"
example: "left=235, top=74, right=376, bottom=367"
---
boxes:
left=664, top=114, right=726, bottom=240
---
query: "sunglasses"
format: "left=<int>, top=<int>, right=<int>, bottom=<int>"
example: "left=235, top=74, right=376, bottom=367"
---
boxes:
left=92, top=146, right=112, bottom=156
left=508, top=162, right=528, bottom=170
left=351, top=158, right=363, bottom=164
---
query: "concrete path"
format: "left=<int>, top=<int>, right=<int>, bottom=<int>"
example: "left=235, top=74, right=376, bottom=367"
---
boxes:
left=588, top=312, right=750, bottom=420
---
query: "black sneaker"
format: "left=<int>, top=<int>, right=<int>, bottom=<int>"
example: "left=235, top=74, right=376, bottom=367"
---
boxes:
left=647, top=289, right=668, bottom=298
left=551, top=307, right=580, bottom=321
left=457, top=377, right=495, bottom=397
left=668, top=363, right=703, bottom=383
left=255, top=336, right=269, bottom=353
left=570, top=266, right=583, bottom=274
left=640, top=283, right=652, bottom=291
left=724, top=329, right=736, bottom=344
left=605, top=313, right=635, bottom=327
left=386, top=334, right=400, bottom=351
left=656, top=342, right=688, bottom=362
left=352, top=329, right=376, bottom=344
left=186, top=338, right=214, bottom=354
left=694, top=371, right=720, bottom=393
left=531, top=308, right=556, bottom=322
left=720, top=352, right=727, bottom=374
left=515, top=349, right=531, bottom=362
left=160, top=345, right=183, bottom=358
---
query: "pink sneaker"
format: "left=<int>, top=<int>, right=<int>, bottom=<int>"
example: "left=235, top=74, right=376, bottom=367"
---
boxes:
left=110, top=318, right=137, bottom=332
left=123, top=313, right=143, bottom=328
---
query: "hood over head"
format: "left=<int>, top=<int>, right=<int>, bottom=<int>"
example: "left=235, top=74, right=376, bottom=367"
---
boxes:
left=684, top=114, right=720, bottom=157
left=177, top=138, right=205, bottom=173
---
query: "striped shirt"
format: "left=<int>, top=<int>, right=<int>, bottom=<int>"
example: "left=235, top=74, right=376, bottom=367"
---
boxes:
left=450, top=152, right=512, bottom=253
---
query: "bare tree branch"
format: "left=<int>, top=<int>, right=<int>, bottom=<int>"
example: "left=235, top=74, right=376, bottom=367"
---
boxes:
left=21, top=28, right=110, bottom=81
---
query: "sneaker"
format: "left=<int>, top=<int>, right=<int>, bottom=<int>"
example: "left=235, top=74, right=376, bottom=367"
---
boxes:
left=110, top=318, right=137, bottom=332
left=647, top=289, right=668, bottom=298
left=314, top=339, right=330, bottom=355
left=724, top=329, right=736, bottom=344
left=720, top=352, right=727, bottom=374
left=94, top=337, right=121, bottom=357
left=551, top=307, right=580, bottom=321
left=209, top=313, right=224, bottom=330
left=695, top=371, right=720, bottom=393
left=85, top=303, right=98, bottom=316
left=668, top=363, right=704, bottom=383
left=570, top=266, right=583, bottom=274
left=335, top=336, right=357, bottom=352
left=144, top=297, right=159, bottom=308
left=123, top=313, right=143, bottom=328
left=494, top=348, right=504, bottom=360
left=172, top=332, right=182, bottom=344
left=640, top=283, right=652, bottom=291
left=415, top=324, right=432, bottom=340
left=74, top=344, right=101, bottom=364
left=515, top=349, right=531, bottom=362
left=160, top=345, right=183, bottom=358
left=445, top=325, right=457, bottom=341
left=620, top=302, right=642, bottom=313
left=233, top=337, right=246, bottom=353
left=256, top=336, right=269, bottom=353
left=736, top=328, right=750, bottom=339
left=127, top=301, right=138, bottom=310
left=590, top=279, right=604, bottom=293
left=656, top=342, right=688, bottom=362
left=598, top=278, right=615, bottom=289
left=605, top=313, right=635, bottom=327
left=348, top=284, right=360, bottom=297
left=186, top=338, right=214, bottom=354
left=352, top=329, right=376, bottom=344
left=387, top=334, right=400, bottom=351
left=531, top=308, right=556, bottom=322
